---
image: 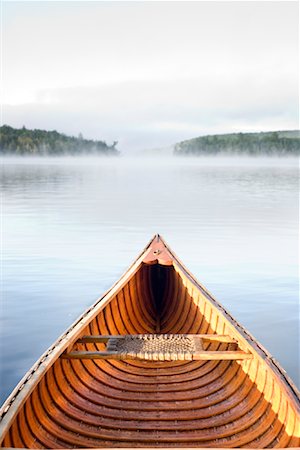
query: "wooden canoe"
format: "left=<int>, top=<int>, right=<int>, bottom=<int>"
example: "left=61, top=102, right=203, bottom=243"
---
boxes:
left=0, top=234, right=299, bottom=449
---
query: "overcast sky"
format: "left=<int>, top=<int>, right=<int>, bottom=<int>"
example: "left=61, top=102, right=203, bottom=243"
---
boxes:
left=2, top=1, right=299, bottom=151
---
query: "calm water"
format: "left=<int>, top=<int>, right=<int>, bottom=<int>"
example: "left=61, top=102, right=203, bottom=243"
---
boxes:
left=0, top=155, right=299, bottom=405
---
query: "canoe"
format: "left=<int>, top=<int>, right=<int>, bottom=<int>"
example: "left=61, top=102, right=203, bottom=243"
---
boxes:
left=0, top=234, right=299, bottom=449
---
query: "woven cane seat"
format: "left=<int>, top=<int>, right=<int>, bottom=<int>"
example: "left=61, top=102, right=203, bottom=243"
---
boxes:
left=105, top=334, right=203, bottom=361
left=64, top=333, right=252, bottom=361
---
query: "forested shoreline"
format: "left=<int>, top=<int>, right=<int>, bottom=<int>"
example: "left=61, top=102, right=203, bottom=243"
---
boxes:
left=0, top=125, right=119, bottom=156
left=174, top=131, right=299, bottom=156
left=1, top=126, right=299, bottom=157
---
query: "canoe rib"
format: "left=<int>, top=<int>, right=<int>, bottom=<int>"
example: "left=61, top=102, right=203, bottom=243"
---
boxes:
left=0, top=234, right=299, bottom=448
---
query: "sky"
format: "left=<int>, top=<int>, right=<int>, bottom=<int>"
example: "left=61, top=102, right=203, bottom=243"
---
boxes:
left=1, top=1, right=299, bottom=152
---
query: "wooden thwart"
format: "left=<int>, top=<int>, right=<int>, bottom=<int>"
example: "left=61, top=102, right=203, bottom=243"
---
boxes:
left=63, top=334, right=253, bottom=361
left=77, top=334, right=236, bottom=344
left=62, top=350, right=253, bottom=361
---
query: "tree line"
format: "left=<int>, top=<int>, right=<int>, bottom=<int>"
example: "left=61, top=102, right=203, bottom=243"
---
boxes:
left=0, top=125, right=119, bottom=156
left=174, top=131, right=300, bottom=156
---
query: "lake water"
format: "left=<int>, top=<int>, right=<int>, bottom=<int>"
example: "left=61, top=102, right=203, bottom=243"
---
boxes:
left=0, top=155, right=299, bottom=405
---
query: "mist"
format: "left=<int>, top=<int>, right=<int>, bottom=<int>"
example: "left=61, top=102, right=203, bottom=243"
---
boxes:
left=4, top=76, right=298, bottom=153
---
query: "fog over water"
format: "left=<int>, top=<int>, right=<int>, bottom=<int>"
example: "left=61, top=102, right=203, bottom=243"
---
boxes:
left=0, top=155, right=299, bottom=404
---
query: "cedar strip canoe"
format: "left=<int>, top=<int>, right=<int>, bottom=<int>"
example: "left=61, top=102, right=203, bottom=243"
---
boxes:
left=0, top=234, right=299, bottom=449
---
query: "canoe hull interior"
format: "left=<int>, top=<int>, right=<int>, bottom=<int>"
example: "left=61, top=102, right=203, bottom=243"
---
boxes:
left=0, top=236, right=299, bottom=448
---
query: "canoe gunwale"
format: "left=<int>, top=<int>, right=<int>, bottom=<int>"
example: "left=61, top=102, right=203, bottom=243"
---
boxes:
left=0, top=234, right=299, bottom=446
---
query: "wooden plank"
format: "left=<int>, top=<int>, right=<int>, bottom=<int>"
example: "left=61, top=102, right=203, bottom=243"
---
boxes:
left=76, top=334, right=237, bottom=344
left=193, top=351, right=253, bottom=360
left=77, top=335, right=123, bottom=343
left=62, top=351, right=121, bottom=360
left=62, top=350, right=252, bottom=361
left=193, top=334, right=236, bottom=343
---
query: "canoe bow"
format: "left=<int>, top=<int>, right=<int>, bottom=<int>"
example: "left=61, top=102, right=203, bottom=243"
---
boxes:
left=0, top=234, right=299, bottom=448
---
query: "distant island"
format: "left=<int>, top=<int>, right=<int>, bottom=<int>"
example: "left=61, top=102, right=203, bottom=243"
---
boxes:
left=174, top=131, right=300, bottom=156
left=0, top=125, right=119, bottom=156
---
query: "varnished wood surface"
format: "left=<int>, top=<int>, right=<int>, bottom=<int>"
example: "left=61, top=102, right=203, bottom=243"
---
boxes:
left=3, top=448, right=300, bottom=450
left=0, top=235, right=299, bottom=448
